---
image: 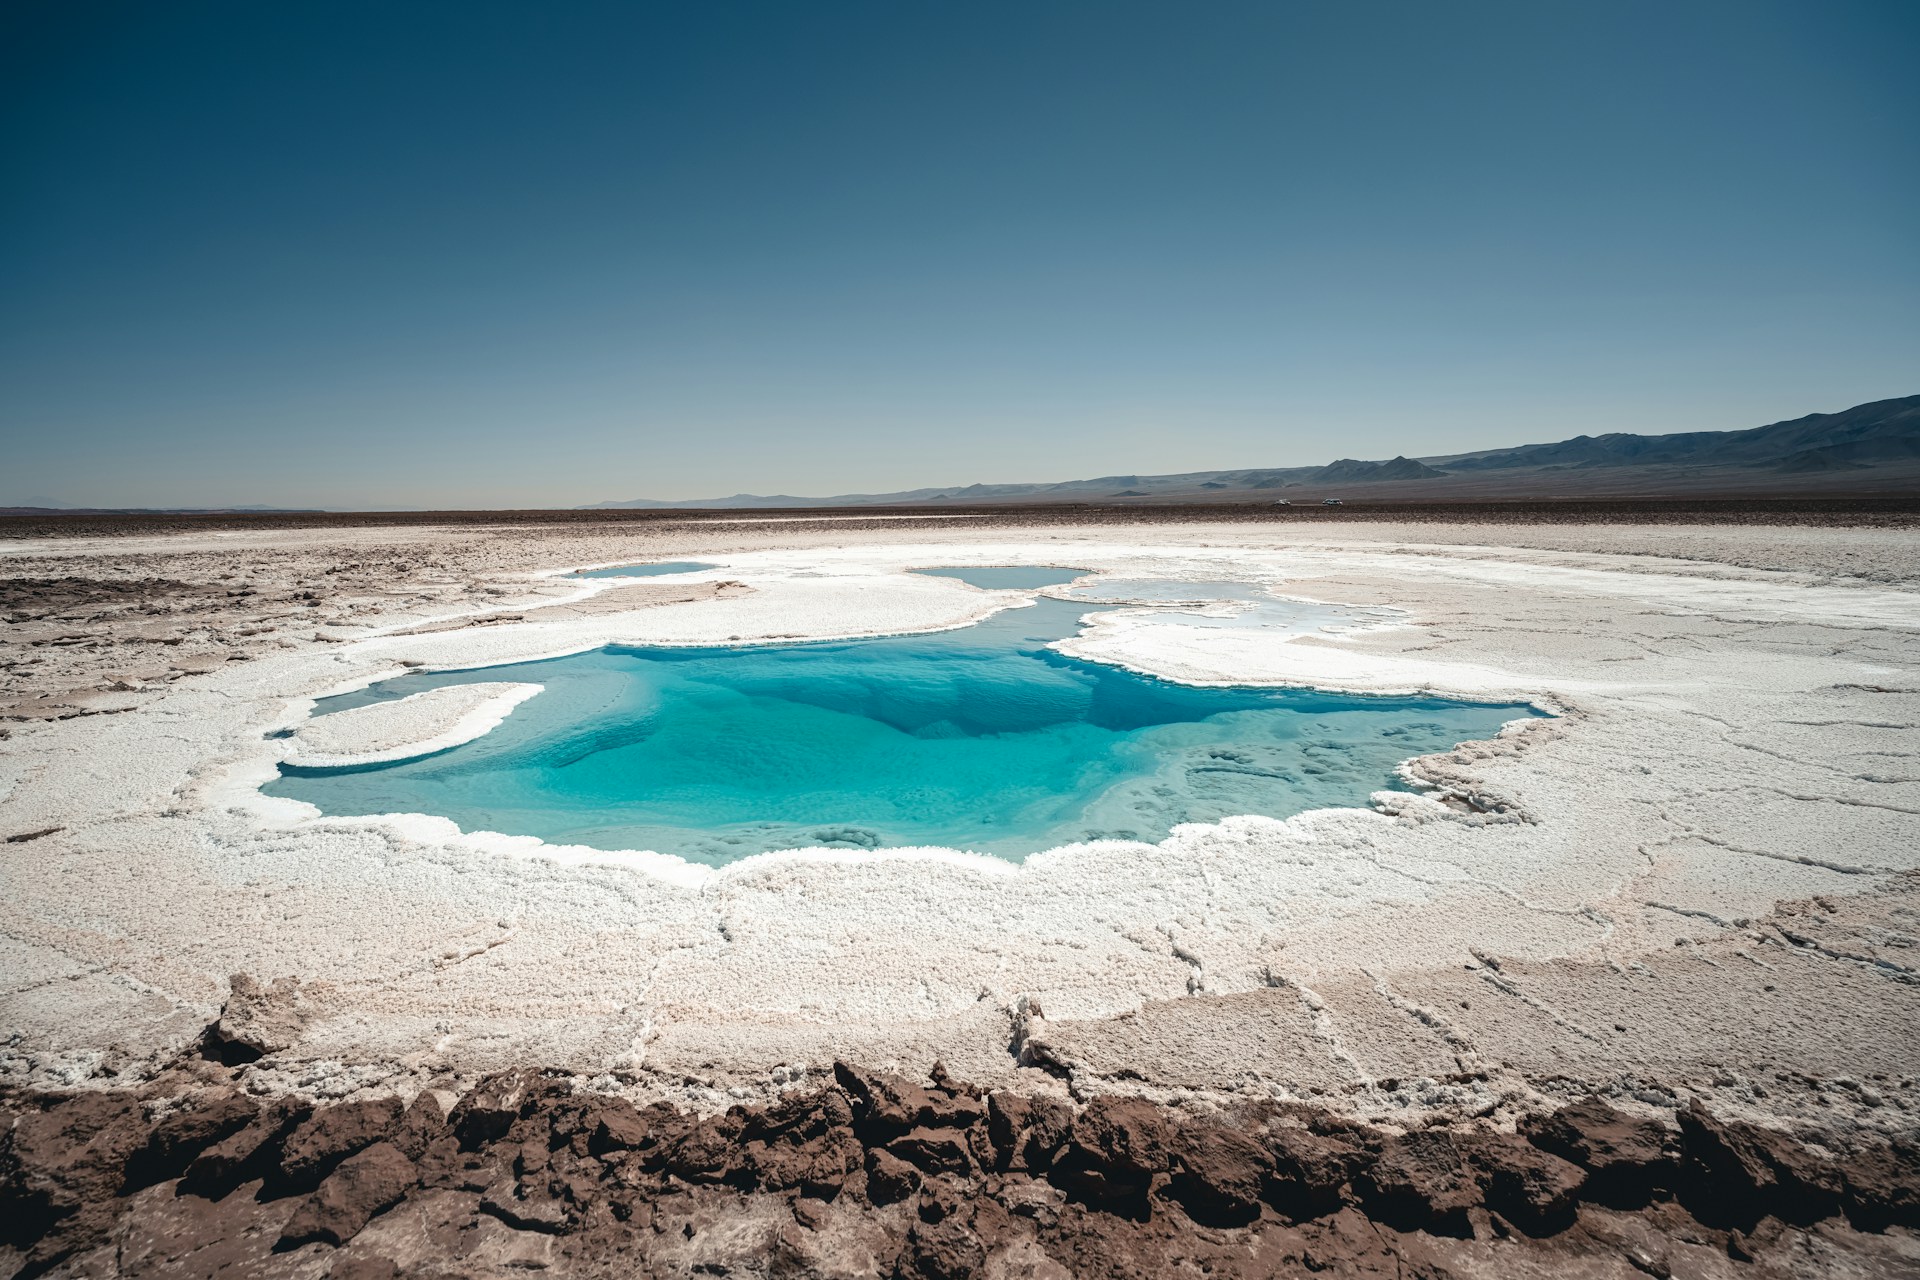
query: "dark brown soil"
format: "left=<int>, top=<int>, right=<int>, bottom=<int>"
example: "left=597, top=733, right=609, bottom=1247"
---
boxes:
left=5, top=1053, right=1917, bottom=1278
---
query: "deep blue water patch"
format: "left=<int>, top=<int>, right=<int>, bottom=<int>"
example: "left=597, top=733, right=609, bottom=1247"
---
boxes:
left=572, top=561, right=717, bottom=579
left=268, top=586, right=1542, bottom=866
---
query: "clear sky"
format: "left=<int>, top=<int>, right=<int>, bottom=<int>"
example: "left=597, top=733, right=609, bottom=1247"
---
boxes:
left=3, top=1, right=1916, bottom=509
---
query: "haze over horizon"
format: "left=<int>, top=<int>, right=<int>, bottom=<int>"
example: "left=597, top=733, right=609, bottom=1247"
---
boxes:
left=4, top=1, right=1917, bottom=510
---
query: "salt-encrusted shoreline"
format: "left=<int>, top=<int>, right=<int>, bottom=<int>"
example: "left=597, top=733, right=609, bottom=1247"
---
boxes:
left=216, top=533, right=1888, bottom=895
left=250, top=556, right=1553, bottom=877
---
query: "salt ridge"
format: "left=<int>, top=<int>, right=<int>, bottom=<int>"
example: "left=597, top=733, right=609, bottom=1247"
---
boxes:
left=280, top=682, right=546, bottom=768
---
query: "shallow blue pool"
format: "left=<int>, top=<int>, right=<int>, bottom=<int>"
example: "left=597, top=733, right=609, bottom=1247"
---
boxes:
left=572, top=561, right=717, bottom=579
left=269, top=577, right=1541, bottom=865
left=914, top=566, right=1087, bottom=589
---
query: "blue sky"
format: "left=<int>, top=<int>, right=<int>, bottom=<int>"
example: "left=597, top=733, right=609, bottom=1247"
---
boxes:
left=3, top=1, right=1915, bottom=508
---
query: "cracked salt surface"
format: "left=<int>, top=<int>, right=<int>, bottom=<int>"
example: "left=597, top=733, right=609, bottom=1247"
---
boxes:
left=263, top=575, right=1538, bottom=864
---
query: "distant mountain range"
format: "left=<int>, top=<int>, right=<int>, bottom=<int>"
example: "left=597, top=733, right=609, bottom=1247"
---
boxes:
left=585, top=395, right=1919, bottom=508
left=0, top=502, right=318, bottom=516
left=10, top=397, right=1914, bottom=518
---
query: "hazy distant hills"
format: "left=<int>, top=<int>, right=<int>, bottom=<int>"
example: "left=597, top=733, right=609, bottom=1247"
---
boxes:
left=11, top=397, right=1913, bottom=518
left=0, top=503, right=318, bottom=516
left=585, top=395, right=1920, bottom=508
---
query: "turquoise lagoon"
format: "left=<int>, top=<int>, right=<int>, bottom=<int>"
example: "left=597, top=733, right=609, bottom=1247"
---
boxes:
left=267, top=570, right=1539, bottom=865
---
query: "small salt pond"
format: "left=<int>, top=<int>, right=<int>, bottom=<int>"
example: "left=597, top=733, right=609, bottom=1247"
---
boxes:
left=269, top=569, right=1541, bottom=865
left=913, top=566, right=1087, bottom=590
left=572, top=561, right=717, bottom=579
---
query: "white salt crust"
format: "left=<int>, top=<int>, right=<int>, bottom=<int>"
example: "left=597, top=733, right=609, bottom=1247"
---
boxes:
left=2, top=523, right=1918, bottom=1113
left=281, top=682, right=545, bottom=768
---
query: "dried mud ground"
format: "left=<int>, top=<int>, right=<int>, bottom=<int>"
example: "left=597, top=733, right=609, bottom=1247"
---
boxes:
left=4, top=506, right=1920, bottom=1277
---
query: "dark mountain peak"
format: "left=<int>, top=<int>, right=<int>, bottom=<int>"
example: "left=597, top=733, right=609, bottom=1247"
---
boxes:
left=1311, top=456, right=1447, bottom=484
left=1372, top=455, right=1448, bottom=480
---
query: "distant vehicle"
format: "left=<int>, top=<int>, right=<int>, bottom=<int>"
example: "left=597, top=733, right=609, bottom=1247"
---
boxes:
left=1322, top=498, right=1344, bottom=505
left=1270, top=499, right=1291, bottom=506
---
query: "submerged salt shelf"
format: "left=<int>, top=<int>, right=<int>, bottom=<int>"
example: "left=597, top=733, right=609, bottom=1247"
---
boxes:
left=268, top=573, right=1540, bottom=865
left=571, top=560, right=718, bottom=579
left=1063, top=578, right=1398, bottom=635
left=913, top=565, right=1087, bottom=589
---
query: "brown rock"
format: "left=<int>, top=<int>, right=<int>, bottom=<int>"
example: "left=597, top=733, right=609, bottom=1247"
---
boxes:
left=125, top=1089, right=260, bottom=1190
left=740, top=1091, right=861, bottom=1195
left=544, top=1145, right=607, bottom=1209
left=513, top=1135, right=550, bottom=1181
left=1522, top=1097, right=1675, bottom=1206
left=662, top=1109, right=744, bottom=1184
left=4, top=1063, right=1919, bottom=1277
left=834, top=1061, right=984, bottom=1138
left=1170, top=1120, right=1272, bottom=1226
left=889, top=1127, right=975, bottom=1177
left=917, top=1176, right=963, bottom=1224
left=1297, top=1204, right=1410, bottom=1274
left=480, top=1177, right=571, bottom=1232
left=1677, top=1101, right=1842, bottom=1227
left=277, top=1141, right=415, bottom=1247
left=746, top=1088, right=850, bottom=1144
left=792, top=1194, right=830, bottom=1229
left=835, top=1062, right=934, bottom=1133
left=1357, top=1129, right=1478, bottom=1234
left=181, top=1096, right=312, bottom=1199
left=1049, top=1096, right=1171, bottom=1209
left=1469, top=1132, right=1584, bottom=1234
left=986, top=1090, right=1077, bottom=1176
left=905, top=1216, right=986, bottom=1280
left=1265, top=1126, right=1365, bottom=1221
left=328, top=1256, right=402, bottom=1280
left=867, top=1148, right=922, bottom=1205
left=278, top=1096, right=403, bottom=1192
left=995, top=1175, right=1067, bottom=1227
left=1842, top=1137, right=1920, bottom=1229
left=583, top=1097, right=651, bottom=1155
left=386, top=1092, right=449, bottom=1162
left=1076, top=1097, right=1172, bottom=1171
left=1021, top=1096, right=1075, bottom=1172
left=449, top=1070, right=561, bottom=1150
left=926, top=1060, right=974, bottom=1095
left=964, top=1118, right=997, bottom=1171
left=0, top=1091, right=149, bottom=1250
left=986, top=1092, right=1031, bottom=1169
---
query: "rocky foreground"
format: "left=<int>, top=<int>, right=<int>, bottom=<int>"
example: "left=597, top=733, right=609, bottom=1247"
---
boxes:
left=5, top=1045, right=1919, bottom=1280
